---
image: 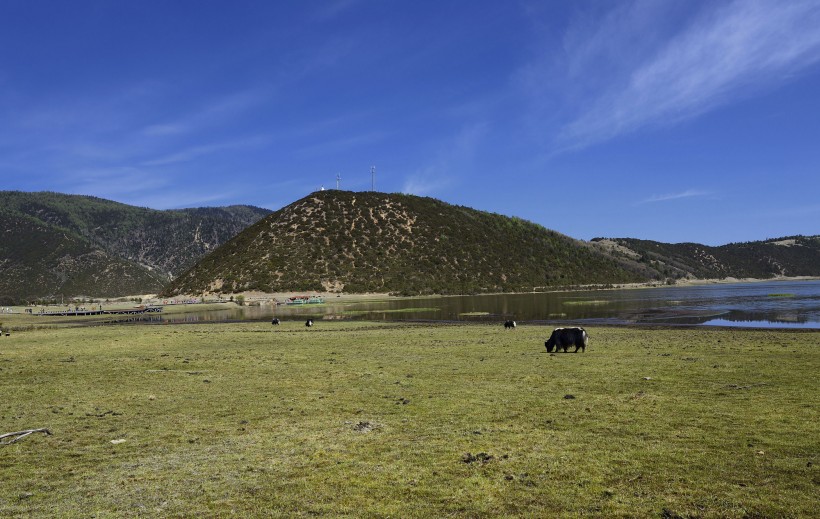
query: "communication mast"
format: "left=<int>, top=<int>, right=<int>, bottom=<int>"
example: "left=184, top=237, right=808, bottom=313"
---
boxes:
left=371, top=165, right=376, bottom=191
left=336, top=173, right=341, bottom=190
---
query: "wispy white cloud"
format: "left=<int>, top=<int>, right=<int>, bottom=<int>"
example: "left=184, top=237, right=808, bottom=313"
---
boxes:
left=312, top=0, right=364, bottom=21
left=142, top=143, right=230, bottom=167
left=294, top=131, right=386, bottom=157
left=126, top=189, right=244, bottom=210
left=140, top=88, right=270, bottom=138
left=142, top=123, right=188, bottom=137
left=13, top=81, right=164, bottom=135
left=65, top=167, right=245, bottom=209
left=61, top=167, right=171, bottom=202
left=142, top=134, right=271, bottom=166
left=402, top=123, right=487, bottom=197
left=556, top=0, right=820, bottom=150
left=401, top=172, right=452, bottom=198
left=640, top=189, right=713, bottom=204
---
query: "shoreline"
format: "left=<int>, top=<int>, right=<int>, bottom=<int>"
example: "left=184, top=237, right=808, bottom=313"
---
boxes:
left=660, top=275, right=820, bottom=287
left=4, top=276, right=818, bottom=331
left=8, top=277, right=817, bottom=311
left=145, top=276, right=820, bottom=303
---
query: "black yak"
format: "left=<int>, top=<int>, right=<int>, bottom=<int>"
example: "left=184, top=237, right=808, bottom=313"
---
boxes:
left=545, top=327, right=588, bottom=353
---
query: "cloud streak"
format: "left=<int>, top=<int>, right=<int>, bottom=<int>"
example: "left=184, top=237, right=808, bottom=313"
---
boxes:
left=140, top=88, right=271, bottom=138
left=640, top=189, right=712, bottom=204
left=312, top=0, right=364, bottom=21
left=141, top=134, right=271, bottom=167
left=557, top=0, right=820, bottom=150
left=294, top=131, right=386, bottom=157
left=402, top=123, right=487, bottom=197
left=61, top=167, right=171, bottom=203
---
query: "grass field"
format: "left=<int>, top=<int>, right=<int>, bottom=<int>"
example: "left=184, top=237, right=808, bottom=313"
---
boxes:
left=0, top=320, right=817, bottom=517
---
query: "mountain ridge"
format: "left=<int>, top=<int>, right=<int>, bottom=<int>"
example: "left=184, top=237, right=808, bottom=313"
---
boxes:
left=0, top=191, right=271, bottom=303
left=591, top=235, right=820, bottom=281
left=3, top=190, right=817, bottom=303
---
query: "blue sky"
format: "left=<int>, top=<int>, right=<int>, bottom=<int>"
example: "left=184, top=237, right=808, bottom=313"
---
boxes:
left=1, top=0, right=819, bottom=245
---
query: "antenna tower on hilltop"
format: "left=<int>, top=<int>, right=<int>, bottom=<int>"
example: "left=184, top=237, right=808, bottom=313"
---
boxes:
left=371, top=165, right=376, bottom=191
left=336, top=173, right=341, bottom=190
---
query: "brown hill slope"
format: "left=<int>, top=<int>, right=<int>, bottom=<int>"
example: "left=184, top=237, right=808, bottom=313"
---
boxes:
left=164, top=190, right=645, bottom=296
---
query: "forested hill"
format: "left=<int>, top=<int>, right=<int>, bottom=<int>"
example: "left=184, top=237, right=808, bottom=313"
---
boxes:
left=591, top=236, right=820, bottom=280
left=163, top=190, right=645, bottom=296
left=0, top=191, right=270, bottom=303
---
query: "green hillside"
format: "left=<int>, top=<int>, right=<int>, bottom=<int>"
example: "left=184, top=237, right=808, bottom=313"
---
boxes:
left=164, top=190, right=645, bottom=296
left=591, top=236, right=820, bottom=280
left=0, top=191, right=270, bottom=303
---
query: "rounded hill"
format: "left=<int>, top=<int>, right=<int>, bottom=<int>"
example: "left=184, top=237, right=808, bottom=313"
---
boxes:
left=163, top=191, right=643, bottom=296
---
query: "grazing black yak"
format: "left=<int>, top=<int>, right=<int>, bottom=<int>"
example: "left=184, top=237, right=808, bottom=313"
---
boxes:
left=271, top=318, right=280, bottom=325
left=504, top=320, right=516, bottom=329
left=545, top=327, right=588, bottom=353
left=305, top=319, right=314, bottom=327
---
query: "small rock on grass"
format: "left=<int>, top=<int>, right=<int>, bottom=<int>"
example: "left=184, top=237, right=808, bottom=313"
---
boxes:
left=353, top=421, right=377, bottom=433
left=462, top=452, right=493, bottom=464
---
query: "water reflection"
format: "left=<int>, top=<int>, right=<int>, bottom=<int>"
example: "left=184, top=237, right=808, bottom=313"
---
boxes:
left=145, top=280, right=820, bottom=329
left=103, top=315, right=165, bottom=324
left=703, top=319, right=817, bottom=329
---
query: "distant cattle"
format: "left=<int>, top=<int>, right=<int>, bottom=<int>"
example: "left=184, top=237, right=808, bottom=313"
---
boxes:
left=305, top=319, right=314, bottom=327
left=545, top=327, right=588, bottom=353
left=504, top=320, right=516, bottom=330
left=271, top=318, right=280, bottom=325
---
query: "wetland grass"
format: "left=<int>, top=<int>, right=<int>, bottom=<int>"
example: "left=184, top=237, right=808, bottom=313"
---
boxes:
left=1, top=321, right=817, bottom=517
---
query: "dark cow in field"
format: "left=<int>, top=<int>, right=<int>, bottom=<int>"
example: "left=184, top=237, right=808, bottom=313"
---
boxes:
left=305, top=319, right=314, bottom=327
left=504, top=320, right=516, bottom=330
left=271, top=318, right=280, bottom=325
left=545, top=327, right=588, bottom=353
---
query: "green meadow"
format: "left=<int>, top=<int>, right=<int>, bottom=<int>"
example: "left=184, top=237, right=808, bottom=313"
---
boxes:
left=0, top=319, right=817, bottom=517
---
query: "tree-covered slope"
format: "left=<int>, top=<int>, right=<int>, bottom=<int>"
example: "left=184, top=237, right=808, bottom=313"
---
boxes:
left=591, top=236, right=820, bottom=280
left=0, top=191, right=271, bottom=303
left=0, top=210, right=167, bottom=303
left=164, top=190, right=645, bottom=296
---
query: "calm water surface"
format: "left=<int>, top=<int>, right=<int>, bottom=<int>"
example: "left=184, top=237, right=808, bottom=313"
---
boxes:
left=154, top=280, right=820, bottom=329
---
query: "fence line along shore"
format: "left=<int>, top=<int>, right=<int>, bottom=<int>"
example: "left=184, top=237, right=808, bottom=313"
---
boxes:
left=30, top=306, right=163, bottom=317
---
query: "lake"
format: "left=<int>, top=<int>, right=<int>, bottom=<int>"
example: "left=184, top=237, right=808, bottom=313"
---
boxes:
left=154, top=280, right=820, bottom=329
